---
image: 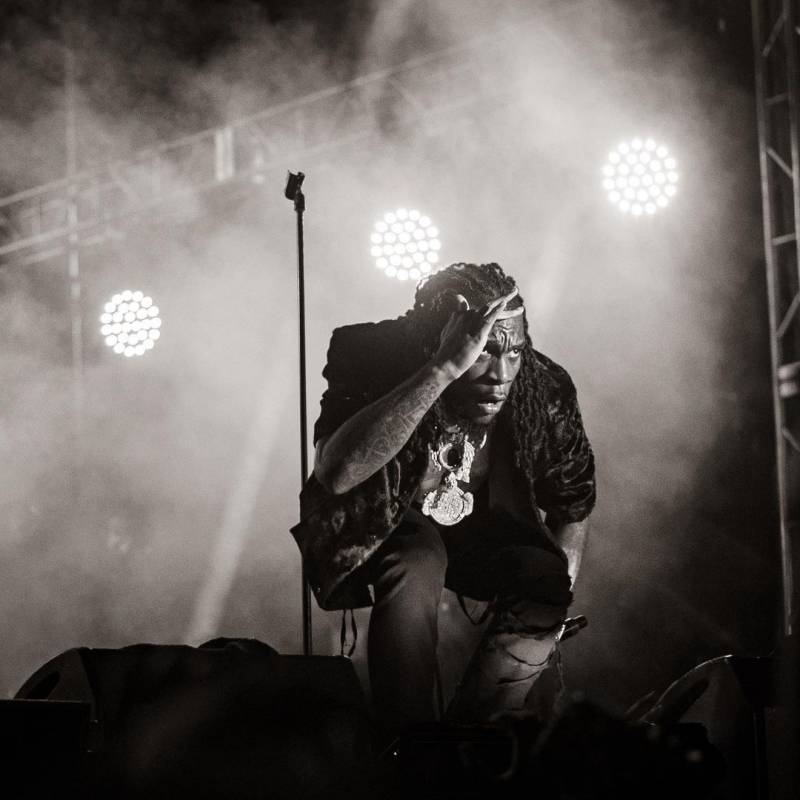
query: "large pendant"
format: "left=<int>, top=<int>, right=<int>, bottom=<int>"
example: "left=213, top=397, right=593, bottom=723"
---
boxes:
left=421, top=474, right=474, bottom=526
left=430, top=437, right=475, bottom=481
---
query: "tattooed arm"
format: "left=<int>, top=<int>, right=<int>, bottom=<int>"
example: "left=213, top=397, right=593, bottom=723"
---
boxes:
left=314, top=288, right=522, bottom=495
left=314, top=363, right=452, bottom=495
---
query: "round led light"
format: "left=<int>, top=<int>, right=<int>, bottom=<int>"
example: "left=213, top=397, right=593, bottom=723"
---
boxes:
left=99, top=290, right=161, bottom=357
left=602, top=138, right=679, bottom=217
left=370, top=209, right=442, bottom=281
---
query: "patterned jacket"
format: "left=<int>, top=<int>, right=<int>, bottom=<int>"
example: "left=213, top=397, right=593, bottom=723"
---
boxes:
left=290, top=316, right=595, bottom=611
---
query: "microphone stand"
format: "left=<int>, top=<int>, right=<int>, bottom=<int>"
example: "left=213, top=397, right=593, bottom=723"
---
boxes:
left=284, top=171, right=312, bottom=656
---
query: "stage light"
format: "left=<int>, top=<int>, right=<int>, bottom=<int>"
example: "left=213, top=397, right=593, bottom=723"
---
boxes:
left=602, top=138, right=679, bottom=217
left=370, top=208, right=441, bottom=281
left=99, top=290, right=161, bottom=358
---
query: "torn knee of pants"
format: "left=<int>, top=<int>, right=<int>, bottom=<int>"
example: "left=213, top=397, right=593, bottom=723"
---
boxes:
left=477, top=629, right=560, bottom=682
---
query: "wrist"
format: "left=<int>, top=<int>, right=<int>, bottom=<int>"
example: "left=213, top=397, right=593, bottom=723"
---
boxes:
left=424, top=359, right=459, bottom=387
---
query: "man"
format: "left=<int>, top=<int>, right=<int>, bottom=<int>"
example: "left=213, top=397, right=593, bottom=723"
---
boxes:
left=291, top=262, right=595, bottom=733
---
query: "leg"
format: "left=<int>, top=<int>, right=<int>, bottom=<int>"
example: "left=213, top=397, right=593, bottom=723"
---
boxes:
left=445, top=540, right=571, bottom=724
left=446, top=596, right=566, bottom=723
left=367, top=509, right=448, bottom=731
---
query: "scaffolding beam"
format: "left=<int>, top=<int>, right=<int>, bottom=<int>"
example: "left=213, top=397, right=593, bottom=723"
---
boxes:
left=752, top=0, right=800, bottom=637
left=0, top=19, right=552, bottom=264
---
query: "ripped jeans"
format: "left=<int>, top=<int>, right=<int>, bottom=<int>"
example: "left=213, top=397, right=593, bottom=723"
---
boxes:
left=365, top=502, right=572, bottom=730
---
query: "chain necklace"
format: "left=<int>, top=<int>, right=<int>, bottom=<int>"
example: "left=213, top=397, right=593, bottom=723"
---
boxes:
left=421, top=424, right=488, bottom=526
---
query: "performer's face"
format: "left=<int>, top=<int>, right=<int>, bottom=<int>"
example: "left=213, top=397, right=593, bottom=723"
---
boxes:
left=445, top=314, right=525, bottom=424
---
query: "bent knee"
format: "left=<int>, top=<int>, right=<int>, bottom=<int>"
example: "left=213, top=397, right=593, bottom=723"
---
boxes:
left=370, top=522, right=448, bottom=597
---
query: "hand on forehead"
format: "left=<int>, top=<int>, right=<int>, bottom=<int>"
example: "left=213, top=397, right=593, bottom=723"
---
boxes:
left=453, top=287, right=523, bottom=319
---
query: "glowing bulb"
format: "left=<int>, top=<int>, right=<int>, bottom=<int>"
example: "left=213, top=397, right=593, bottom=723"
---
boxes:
left=370, top=209, right=442, bottom=281
left=601, top=137, right=679, bottom=217
left=100, top=291, right=161, bottom=357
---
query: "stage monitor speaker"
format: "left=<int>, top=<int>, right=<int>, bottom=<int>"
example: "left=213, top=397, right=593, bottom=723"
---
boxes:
left=0, top=698, right=89, bottom=799
left=16, top=638, right=373, bottom=799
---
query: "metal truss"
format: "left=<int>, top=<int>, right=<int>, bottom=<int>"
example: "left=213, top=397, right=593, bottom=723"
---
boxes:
left=752, top=0, right=800, bottom=636
left=0, top=15, right=572, bottom=267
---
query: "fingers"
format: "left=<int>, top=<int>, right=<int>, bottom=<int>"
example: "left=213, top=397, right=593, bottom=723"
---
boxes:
left=481, top=288, right=522, bottom=327
left=495, top=305, right=524, bottom=320
left=445, top=288, right=522, bottom=338
left=478, top=287, right=518, bottom=318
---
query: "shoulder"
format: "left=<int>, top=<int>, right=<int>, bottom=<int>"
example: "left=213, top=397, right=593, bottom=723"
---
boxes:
left=325, top=317, right=422, bottom=394
left=529, top=348, right=578, bottom=406
left=328, top=318, right=408, bottom=357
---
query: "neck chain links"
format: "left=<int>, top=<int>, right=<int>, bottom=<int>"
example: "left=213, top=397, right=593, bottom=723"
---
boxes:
left=421, top=424, right=488, bottom=526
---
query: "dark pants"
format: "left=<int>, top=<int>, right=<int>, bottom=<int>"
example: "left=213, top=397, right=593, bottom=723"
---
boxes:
left=366, top=501, right=571, bottom=730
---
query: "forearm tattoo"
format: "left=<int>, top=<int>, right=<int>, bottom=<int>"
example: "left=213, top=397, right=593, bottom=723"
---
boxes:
left=319, top=367, right=447, bottom=493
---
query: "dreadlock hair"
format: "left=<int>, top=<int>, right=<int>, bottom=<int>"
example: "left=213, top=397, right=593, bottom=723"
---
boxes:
left=402, top=262, right=545, bottom=498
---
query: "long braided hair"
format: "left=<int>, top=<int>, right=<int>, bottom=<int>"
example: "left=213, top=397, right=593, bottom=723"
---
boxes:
left=402, top=262, right=545, bottom=491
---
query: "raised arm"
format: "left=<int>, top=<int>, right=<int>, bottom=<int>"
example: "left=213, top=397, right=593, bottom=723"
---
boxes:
left=314, top=289, right=521, bottom=495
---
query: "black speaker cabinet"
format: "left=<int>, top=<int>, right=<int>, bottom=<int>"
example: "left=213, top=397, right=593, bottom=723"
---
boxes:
left=0, top=697, right=90, bottom=798
left=16, top=638, right=373, bottom=799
